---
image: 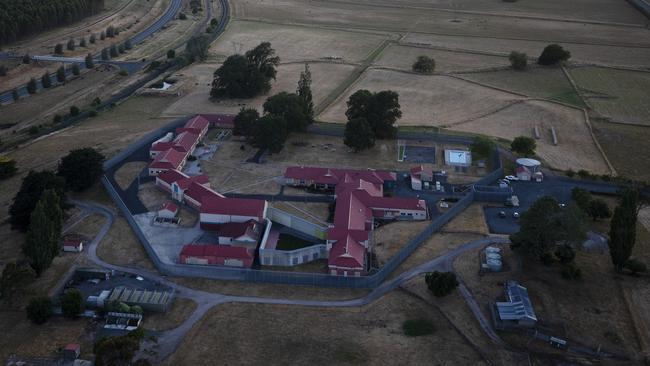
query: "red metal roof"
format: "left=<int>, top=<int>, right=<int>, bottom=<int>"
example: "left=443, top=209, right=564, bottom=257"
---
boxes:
left=214, top=220, right=260, bottom=238
left=185, top=115, right=211, bottom=131
left=285, top=166, right=396, bottom=186
left=151, top=141, right=174, bottom=152
left=186, top=181, right=224, bottom=203
left=328, top=235, right=365, bottom=269
left=150, top=148, right=186, bottom=170
left=157, top=169, right=189, bottom=185
left=64, top=344, right=80, bottom=352
left=162, top=202, right=179, bottom=213
left=200, top=195, right=266, bottom=218
left=172, top=131, right=199, bottom=153
left=180, top=244, right=254, bottom=259
left=199, top=113, right=235, bottom=127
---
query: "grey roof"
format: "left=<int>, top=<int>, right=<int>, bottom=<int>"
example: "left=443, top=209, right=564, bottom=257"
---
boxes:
left=496, top=281, right=537, bottom=321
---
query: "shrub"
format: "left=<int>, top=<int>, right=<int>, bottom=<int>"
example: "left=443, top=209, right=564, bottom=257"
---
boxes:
left=88, top=110, right=98, bottom=117
left=12, top=89, right=20, bottom=101
left=425, top=271, right=458, bottom=297
left=54, top=43, right=64, bottom=55
left=26, top=78, right=37, bottom=94
left=624, top=259, right=647, bottom=275
left=561, top=263, right=582, bottom=280
left=26, top=297, right=53, bottom=324
left=91, top=97, right=102, bottom=106
left=565, top=169, right=575, bottom=178
left=69, top=106, right=80, bottom=116
left=53, top=114, right=63, bottom=124
left=577, top=169, right=591, bottom=179
left=403, top=319, right=435, bottom=337
left=125, top=40, right=133, bottom=50
left=89, top=33, right=96, bottom=44
left=22, top=54, right=31, bottom=64
left=538, top=44, right=571, bottom=66
left=61, top=289, right=84, bottom=318
left=100, top=31, right=106, bottom=41
left=119, top=70, right=128, bottom=76
left=509, top=51, right=527, bottom=70
left=179, top=12, right=187, bottom=20
left=41, top=72, right=52, bottom=88
left=66, top=38, right=75, bottom=51
left=167, top=49, right=176, bottom=59
left=79, top=37, right=86, bottom=47
left=510, top=136, right=536, bottom=156
left=72, top=64, right=80, bottom=76
left=412, top=55, right=435, bottom=74
left=187, top=155, right=197, bottom=161
left=56, top=66, right=66, bottom=83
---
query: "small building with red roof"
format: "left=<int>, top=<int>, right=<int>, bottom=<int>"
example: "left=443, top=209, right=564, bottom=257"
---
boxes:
left=284, top=166, right=397, bottom=191
left=179, top=244, right=254, bottom=268
left=158, top=202, right=179, bottom=219
left=63, top=239, right=84, bottom=253
left=200, top=195, right=267, bottom=225
left=149, top=148, right=188, bottom=176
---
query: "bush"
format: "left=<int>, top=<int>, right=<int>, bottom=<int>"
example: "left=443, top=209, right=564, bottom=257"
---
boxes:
left=12, top=89, right=19, bottom=101
left=88, top=110, right=98, bottom=117
left=167, top=49, right=176, bottom=59
left=91, top=97, right=102, bottom=106
left=67, top=38, right=75, bottom=51
left=509, top=51, right=527, bottom=70
left=26, top=297, right=53, bottom=324
left=61, top=289, right=84, bottom=318
left=403, top=319, right=435, bottom=337
left=0, top=157, right=18, bottom=180
left=22, top=54, right=31, bottom=64
left=79, top=37, right=86, bottom=48
left=69, top=106, right=80, bottom=116
left=425, top=271, right=458, bottom=297
left=624, top=259, right=647, bottom=275
left=28, top=126, right=40, bottom=135
left=179, top=12, right=187, bottom=20
left=72, top=64, right=80, bottom=76
left=89, top=33, right=96, bottom=44
left=577, top=169, right=591, bottom=179
left=119, top=70, right=128, bottom=76
left=27, top=78, right=37, bottom=94
left=565, top=169, right=575, bottom=178
left=53, top=114, right=63, bottom=124
left=412, top=55, right=435, bottom=74
left=561, top=263, right=582, bottom=280
left=538, top=44, right=571, bottom=66
left=510, top=136, right=536, bottom=156
left=187, top=155, right=197, bottom=161
left=54, top=43, right=64, bottom=55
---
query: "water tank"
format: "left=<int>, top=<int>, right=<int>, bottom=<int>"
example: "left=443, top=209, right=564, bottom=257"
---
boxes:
left=487, top=258, right=502, bottom=272
left=486, top=252, right=501, bottom=260
left=485, top=246, right=501, bottom=254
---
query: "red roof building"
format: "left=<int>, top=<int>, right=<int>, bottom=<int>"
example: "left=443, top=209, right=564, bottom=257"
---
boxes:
left=200, top=113, right=235, bottom=128
left=200, top=195, right=267, bottom=223
left=179, top=244, right=254, bottom=268
left=149, top=148, right=187, bottom=176
left=158, top=202, right=179, bottom=218
left=284, top=166, right=396, bottom=189
left=171, top=131, right=200, bottom=154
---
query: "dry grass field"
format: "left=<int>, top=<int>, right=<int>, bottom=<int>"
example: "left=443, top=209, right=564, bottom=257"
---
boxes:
left=452, top=100, right=611, bottom=174
left=373, top=220, right=431, bottom=266
left=96, top=215, right=155, bottom=270
left=114, top=161, right=147, bottom=190
left=570, top=67, right=650, bottom=125
left=142, top=298, right=198, bottom=332
left=376, top=44, right=509, bottom=72
left=165, top=292, right=487, bottom=366
left=591, top=120, right=650, bottom=181
left=319, top=68, right=521, bottom=126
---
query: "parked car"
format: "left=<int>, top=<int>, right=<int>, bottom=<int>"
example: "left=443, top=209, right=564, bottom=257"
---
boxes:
left=499, top=211, right=506, bottom=218
left=504, top=175, right=519, bottom=181
left=513, top=212, right=520, bottom=218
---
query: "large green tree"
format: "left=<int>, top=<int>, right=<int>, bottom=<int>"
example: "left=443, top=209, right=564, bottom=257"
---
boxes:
left=469, top=136, right=494, bottom=161
left=23, top=202, right=57, bottom=275
left=251, top=115, right=287, bottom=153
left=57, top=147, right=105, bottom=191
left=609, top=189, right=639, bottom=272
left=211, top=42, right=279, bottom=98
left=184, top=34, right=210, bottom=63
left=412, top=55, right=435, bottom=74
left=94, top=328, right=145, bottom=366
left=345, top=90, right=402, bottom=139
left=425, top=271, right=458, bottom=297
left=263, top=92, right=311, bottom=132
left=9, top=170, right=67, bottom=231
left=0, top=261, right=36, bottom=299
left=344, top=117, right=375, bottom=152
left=61, top=288, right=85, bottom=318
left=26, top=296, right=53, bottom=324
left=233, top=107, right=259, bottom=138
left=510, top=136, right=536, bottom=156
left=296, top=63, right=314, bottom=120
left=538, top=44, right=571, bottom=66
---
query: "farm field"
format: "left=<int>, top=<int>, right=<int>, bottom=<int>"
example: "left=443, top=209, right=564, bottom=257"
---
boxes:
left=452, top=100, right=611, bottom=174
left=162, top=62, right=358, bottom=117
left=460, top=67, right=585, bottom=107
left=319, top=68, right=521, bottom=126
left=570, top=67, right=650, bottom=125
left=209, top=20, right=389, bottom=63
left=591, top=120, right=650, bottom=181
left=375, top=44, right=509, bottom=72
left=164, top=292, right=487, bottom=366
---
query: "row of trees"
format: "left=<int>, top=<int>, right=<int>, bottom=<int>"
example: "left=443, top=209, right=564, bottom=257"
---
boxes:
left=0, top=0, right=106, bottom=45
left=54, top=30, right=128, bottom=54
left=509, top=44, right=572, bottom=71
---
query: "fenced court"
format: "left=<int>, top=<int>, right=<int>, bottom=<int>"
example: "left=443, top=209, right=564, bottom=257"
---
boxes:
left=396, top=139, right=436, bottom=163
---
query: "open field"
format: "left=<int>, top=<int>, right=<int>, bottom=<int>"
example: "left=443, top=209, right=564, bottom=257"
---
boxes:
left=319, top=69, right=521, bottom=126
left=452, top=100, right=611, bottom=174
left=373, top=220, right=431, bottom=266
left=165, top=292, right=486, bottom=366
left=271, top=202, right=330, bottom=225
left=161, top=62, right=358, bottom=117
left=143, top=298, right=197, bottom=332
left=210, top=20, right=388, bottom=63
left=570, top=67, right=650, bottom=125
left=115, top=161, right=147, bottom=190
left=375, top=44, right=509, bottom=72
left=441, top=203, right=489, bottom=235
left=591, top=120, right=650, bottom=181
left=461, top=67, right=585, bottom=107
left=97, top=215, right=156, bottom=270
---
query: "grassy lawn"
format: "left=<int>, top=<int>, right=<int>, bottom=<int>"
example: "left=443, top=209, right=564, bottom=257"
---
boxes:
left=275, top=234, right=314, bottom=251
left=591, top=119, right=650, bottom=182
left=402, top=319, right=436, bottom=337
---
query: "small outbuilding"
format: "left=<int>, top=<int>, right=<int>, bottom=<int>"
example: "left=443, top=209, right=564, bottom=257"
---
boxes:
left=63, top=343, right=81, bottom=360
left=63, top=239, right=84, bottom=253
left=516, top=158, right=543, bottom=182
left=158, top=202, right=179, bottom=219
left=494, top=281, right=537, bottom=329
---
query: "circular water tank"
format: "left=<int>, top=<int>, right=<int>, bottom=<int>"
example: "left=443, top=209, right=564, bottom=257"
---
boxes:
left=486, top=252, right=501, bottom=260
left=487, top=258, right=502, bottom=272
left=485, top=246, right=501, bottom=253
left=516, top=158, right=541, bottom=168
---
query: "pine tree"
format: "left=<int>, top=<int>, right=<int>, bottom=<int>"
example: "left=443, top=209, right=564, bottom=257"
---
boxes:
left=54, top=43, right=64, bottom=55
left=72, top=64, right=80, bottom=76
left=296, top=63, right=314, bottom=121
left=609, top=189, right=639, bottom=272
left=101, top=48, right=109, bottom=60
left=100, top=31, right=106, bottom=41
left=12, top=89, right=20, bottom=101
left=125, top=39, right=132, bottom=50
left=56, top=66, right=66, bottom=83
left=23, top=202, right=55, bottom=275
left=89, top=33, right=96, bottom=44
left=67, top=38, right=75, bottom=51
left=27, top=78, right=37, bottom=94
left=110, top=44, right=118, bottom=58
left=40, top=190, right=63, bottom=258
left=41, top=72, right=52, bottom=88
left=85, top=54, right=94, bottom=69
left=79, top=37, right=86, bottom=47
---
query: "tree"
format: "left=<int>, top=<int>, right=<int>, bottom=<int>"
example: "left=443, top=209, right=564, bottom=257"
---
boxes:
left=510, top=136, right=536, bottom=156
left=118, top=43, right=125, bottom=54
left=41, top=189, right=64, bottom=257
left=296, top=63, right=314, bottom=120
left=110, top=44, right=118, bottom=58
left=56, top=66, right=66, bottom=83
left=85, top=53, right=94, bottom=69
left=9, top=170, right=67, bottom=231
left=179, top=12, right=187, bottom=20
left=250, top=115, right=287, bottom=153
left=211, top=42, right=280, bottom=98
left=510, top=197, right=586, bottom=261
left=571, top=187, right=592, bottom=212
left=26, top=297, right=53, bottom=324
left=588, top=199, right=611, bottom=221
left=72, top=64, right=80, bottom=76
left=0, top=65, right=6, bottom=76
left=12, top=89, right=19, bottom=101
left=538, top=44, right=571, bottom=66
left=67, top=38, right=75, bottom=51
left=609, top=188, right=639, bottom=272
left=412, top=55, right=435, bottom=74
left=100, top=31, right=106, bottom=41
left=79, top=37, right=86, bottom=47
left=23, top=202, right=56, bottom=275
left=57, top=147, right=106, bottom=191
left=23, top=54, right=31, bottom=64
left=469, top=136, right=494, bottom=161
left=0, top=261, right=36, bottom=299
left=0, top=157, right=18, bottom=180
left=41, top=72, right=52, bottom=88
left=54, top=43, right=64, bottom=55
left=125, top=39, right=132, bottom=50
left=624, top=259, right=647, bottom=275
left=263, top=92, right=311, bottom=132
left=94, top=328, right=145, bottom=366
left=27, top=78, right=37, bottom=94
left=233, top=107, right=259, bottom=138
left=89, top=33, right=96, bottom=44
left=61, top=289, right=84, bottom=318
left=106, top=25, right=115, bottom=38
left=344, top=117, right=375, bottom=152
left=101, top=48, right=109, bottom=60
left=185, top=35, right=210, bottom=63
left=53, top=114, right=63, bottom=123
left=554, top=244, right=576, bottom=264
left=509, top=51, right=528, bottom=70
left=345, top=90, right=402, bottom=139
left=425, top=271, right=459, bottom=297
left=167, top=49, right=176, bottom=59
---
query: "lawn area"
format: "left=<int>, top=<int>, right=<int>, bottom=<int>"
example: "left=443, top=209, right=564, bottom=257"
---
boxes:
left=461, top=67, right=585, bottom=107
left=402, top=318, right=435, bottom=337
left=570, top=67, right=650, bottom=125
left=591, top=120, right=650, bottom=182
left=275, top=234, right=314, bottom=251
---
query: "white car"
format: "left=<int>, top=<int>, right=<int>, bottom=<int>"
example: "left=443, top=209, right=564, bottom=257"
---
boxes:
left=504, top=175, right=519, bottom=181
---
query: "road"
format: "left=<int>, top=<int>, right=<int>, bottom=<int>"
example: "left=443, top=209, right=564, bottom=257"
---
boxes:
left=0, top=0, right=182, bottom=104
left=68, top=199, right=508, bottom=362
